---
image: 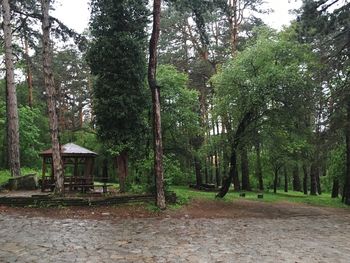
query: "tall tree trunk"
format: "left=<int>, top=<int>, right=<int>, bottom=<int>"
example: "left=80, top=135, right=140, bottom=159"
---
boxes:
left=241, top=146, right=250, bottom=191
left=2, top=0, right=21, bottom=178
left=116, top=151, right=128, bottom=193
left=273, top=168, right=278, bottom=194
left=232, top=162, right=240, bottom=191
left=209, top=155, right=213, bottom=184
left=255, top=139, right=263, bottom=191
left=214, top=150, right=220, bottom=188
left=210, top=116, right=220, bottom=188
left=215, top=121, right=221, bottom=187
left=41, top=0, right=64, bottom=194
left=227, top=0, right=239, bottom=55
left=148, top=0, right=165, bottom=209
left=316, top=172, right=322, bottom=195
left=310, top=163, right=318, bottom=196
left=217, top=111, right=253, bottom=197
left=331, top=178, right=339, bottom=198
left=284, top=166, right=288, bottom=193
left=217, top=148, right=237, bottom=198
left=343, top=98, right=350, bottom=205
left=204, top=158, right=209, bottom=184
left=24, top=37, right=33, bottom=108
left=102, top=159, right=108, bottom=182
left=292, top=164, right=302, bottom=192
left=194, top=156, right=202, bottom=187
left=302, top=164, right=308, bottom=195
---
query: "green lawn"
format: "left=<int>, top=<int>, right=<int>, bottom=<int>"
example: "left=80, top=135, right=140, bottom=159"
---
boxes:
left=0, top=170, right=11, bottom=185
left=171, top=186, right=349, bottom=209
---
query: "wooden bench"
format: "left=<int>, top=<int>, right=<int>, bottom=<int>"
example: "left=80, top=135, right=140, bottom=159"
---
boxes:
left=41, top=176, right=94, bottom=193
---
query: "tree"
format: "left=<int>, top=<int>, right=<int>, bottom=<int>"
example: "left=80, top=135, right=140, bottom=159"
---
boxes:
left=213, top=28, right=316, bottom=197
left=149, top=0, right=166, bottom=209
left=2, top=0, right=21, bottom=177
left=41, top=0, right=64, bottom=194
left=87, top=0, right=149, bottom=193
left=298, top=0, right=350, bottom=203
left=157, top=65, right=201, bottom=183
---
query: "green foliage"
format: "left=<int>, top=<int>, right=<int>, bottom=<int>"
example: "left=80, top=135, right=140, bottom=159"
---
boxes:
left=213, top=27, right=315, bottom=124
left=0, top=170, right=11, bottom=185
left=327, top=144, right=346, bottom=186
left=18, top=106, right=46, bottom=167
left=158, top=65, right=200, bottom=150
left=87, top=0, right=149, bottom=156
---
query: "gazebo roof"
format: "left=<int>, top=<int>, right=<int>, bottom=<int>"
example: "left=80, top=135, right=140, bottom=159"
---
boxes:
left=40, top=143, right=98, bottom=157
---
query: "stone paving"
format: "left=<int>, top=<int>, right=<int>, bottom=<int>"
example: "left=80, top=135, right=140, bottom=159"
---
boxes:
left=1, top=213, right=350, bottom=263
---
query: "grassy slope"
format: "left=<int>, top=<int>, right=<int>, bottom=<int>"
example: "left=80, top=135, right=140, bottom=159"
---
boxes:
left=171, top=186, right=349, bottom=209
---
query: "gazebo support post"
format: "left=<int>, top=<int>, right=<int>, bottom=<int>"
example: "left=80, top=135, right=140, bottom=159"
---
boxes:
left=41, top=157, right=46, bottom=191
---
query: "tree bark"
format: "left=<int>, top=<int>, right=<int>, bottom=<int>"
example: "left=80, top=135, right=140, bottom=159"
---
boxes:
left=116, top=151, right=128, bottom=193
left=148, top=0, right=166, bottom=209
left=255, top=138, right=264, bottom=191
left=24, top=37, right=34, bottom=108
left=217, top=111, right=254, bottom=198
left=227, top=0, right=239, bottom=55
left=194, top=156, right=202, bottom=187
left=2, top=0, right=21, bottom=178
left=302, top=164, right=308, bottom=195
left=273, top=168, right=278, bottom=194
left=331, top=178, right=339, bottom=198
left=214, top=150, right=220, bottom=188
left=241, top=146, right=250, bottom=191
left=316, top=172, right=322, bottom=195
left=216, top=148, right=237, bottom=198
left=310, top=162, right=318, bottom=196
left=284, top=166, right=288, bottom=193
left=41, top=0, right=64, bottom=194
left=292, top=164, right=302, bottom=192
left=204, top=158, right=209, bottom=184
left=343, top=98, right=350, bottom=205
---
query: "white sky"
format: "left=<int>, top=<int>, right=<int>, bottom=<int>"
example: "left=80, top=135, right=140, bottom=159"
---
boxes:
left=53, top=0, right=302, bottom=34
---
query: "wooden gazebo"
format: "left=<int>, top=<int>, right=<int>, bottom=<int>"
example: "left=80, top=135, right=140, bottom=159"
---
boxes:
left=40, top=143, right=98, bottom=192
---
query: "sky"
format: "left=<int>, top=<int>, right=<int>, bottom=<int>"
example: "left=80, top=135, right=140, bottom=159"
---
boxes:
left=53, top=0, right=302, bottom=34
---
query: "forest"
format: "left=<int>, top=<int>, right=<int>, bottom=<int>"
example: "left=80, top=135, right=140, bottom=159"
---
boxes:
left=1, top=0, right=350, bottom=209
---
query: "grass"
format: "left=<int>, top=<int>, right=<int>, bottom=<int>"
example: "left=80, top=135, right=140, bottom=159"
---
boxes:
left=170, top=186, right=350, bottom=209
left=0, top=170, right=11, bottom=185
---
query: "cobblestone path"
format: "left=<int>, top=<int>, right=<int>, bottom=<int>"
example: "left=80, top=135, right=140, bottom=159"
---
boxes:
left=1, top=213, right=350, bottom=263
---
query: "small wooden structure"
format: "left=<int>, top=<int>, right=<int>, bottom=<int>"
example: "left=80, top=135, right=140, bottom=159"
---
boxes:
left=40, top=143, right=98, bottom=192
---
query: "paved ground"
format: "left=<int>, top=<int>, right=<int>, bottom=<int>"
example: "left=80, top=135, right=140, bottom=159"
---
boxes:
left=0, top=201, right=350, bottom=263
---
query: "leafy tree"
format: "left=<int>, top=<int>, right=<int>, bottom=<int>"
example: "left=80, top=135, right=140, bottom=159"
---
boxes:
left=213, top=28, right=316, bottom=197
left=157, top=65, right=201, bottom=183
left=87, top=0, right=149, bottom=193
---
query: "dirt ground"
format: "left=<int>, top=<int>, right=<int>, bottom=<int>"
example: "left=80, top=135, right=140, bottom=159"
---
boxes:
left=1, top=198, right=349, bottom=221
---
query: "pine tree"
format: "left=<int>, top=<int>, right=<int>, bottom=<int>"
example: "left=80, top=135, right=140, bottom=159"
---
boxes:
left=2, top=0, right=21, bottom=177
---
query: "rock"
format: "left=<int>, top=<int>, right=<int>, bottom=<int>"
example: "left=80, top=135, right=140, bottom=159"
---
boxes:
left=8, top=174, right=38, bottom=190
